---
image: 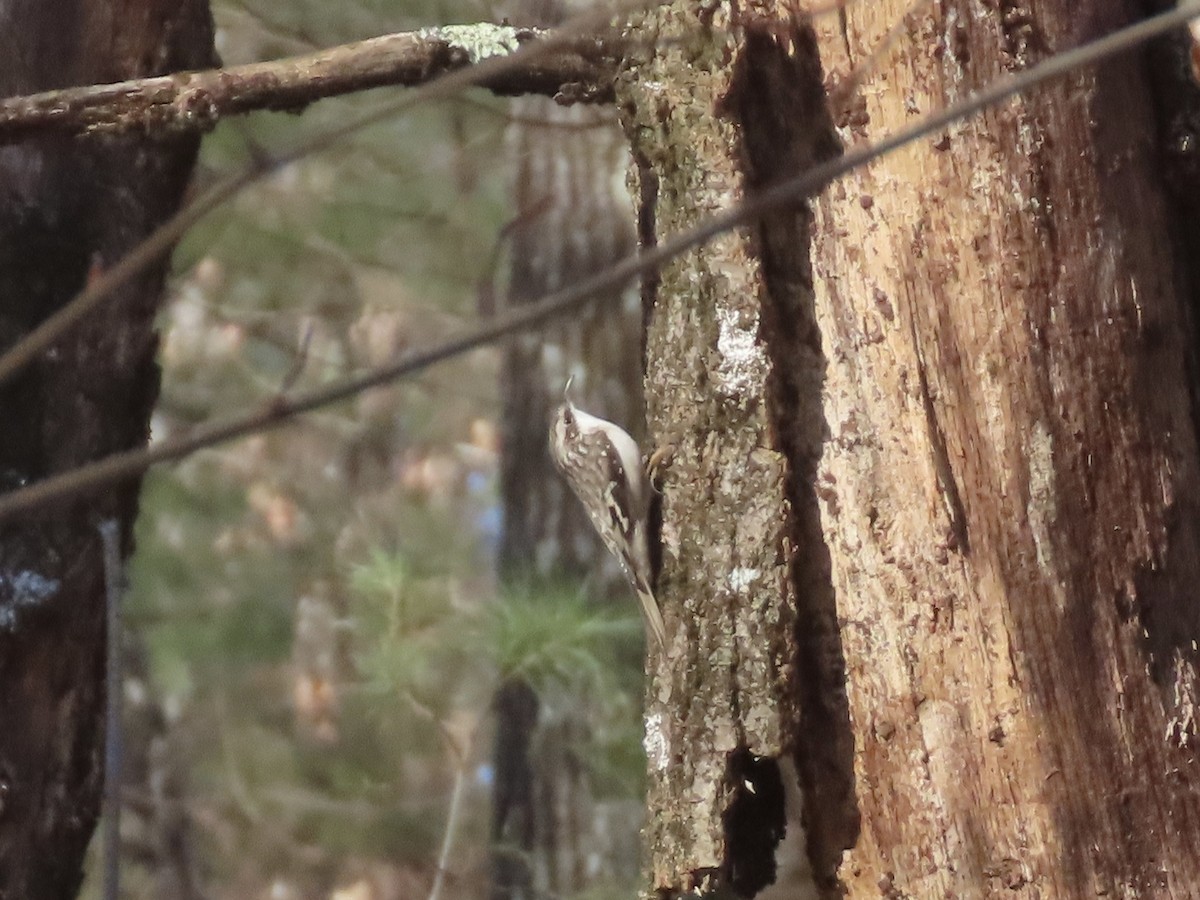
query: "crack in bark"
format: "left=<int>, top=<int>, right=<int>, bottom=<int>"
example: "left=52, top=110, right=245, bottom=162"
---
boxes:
left=722, top=749, right=786, bottom=896
left=723, top=21, right=858, bottom=893
left=907, top=311, right=970, bottom=555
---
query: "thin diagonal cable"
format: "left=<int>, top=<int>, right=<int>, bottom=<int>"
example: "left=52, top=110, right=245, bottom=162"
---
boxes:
left=0, top=2, right=1195, bottom=522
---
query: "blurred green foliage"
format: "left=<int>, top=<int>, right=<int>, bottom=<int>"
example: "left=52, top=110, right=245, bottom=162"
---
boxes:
left=486, top=584, right=639, bottom=691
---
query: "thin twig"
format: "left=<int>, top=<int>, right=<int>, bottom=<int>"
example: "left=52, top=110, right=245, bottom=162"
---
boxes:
left=402, top=690, right=477, bottom=900
left=98, top=519, right=125, bottom=900
left=0, top=3, right=1195, bottom=522
left=276, top=321, right=315, bottom=397
left=428, top=765, right=469, bottom=900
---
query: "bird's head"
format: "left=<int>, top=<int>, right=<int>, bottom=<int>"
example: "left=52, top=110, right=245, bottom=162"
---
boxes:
left=549, top=377, right=579, bottom=462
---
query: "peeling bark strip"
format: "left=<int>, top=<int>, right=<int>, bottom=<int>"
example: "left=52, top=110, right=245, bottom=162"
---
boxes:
left=0, top=26, right=619, bottom=145
left=619, top=4, right=802, bottom=894
left=806, top=0, right=1200, bottom=896
left=0, top=1, right=214, bottom=895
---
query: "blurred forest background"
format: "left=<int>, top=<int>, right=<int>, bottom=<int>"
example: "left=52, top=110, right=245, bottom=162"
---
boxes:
left=76, top=1, right=647, bottom=897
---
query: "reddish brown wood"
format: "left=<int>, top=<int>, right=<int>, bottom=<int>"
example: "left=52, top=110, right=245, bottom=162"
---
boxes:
left=804, top=1, right=1200, bottom=895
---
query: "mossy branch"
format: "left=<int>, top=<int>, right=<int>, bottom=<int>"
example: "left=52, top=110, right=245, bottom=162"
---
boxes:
left=0, top=24, right=620, bottom=144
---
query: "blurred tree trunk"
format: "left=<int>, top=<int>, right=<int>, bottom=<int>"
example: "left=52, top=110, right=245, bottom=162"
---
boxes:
left=622, top=0, right=1200, bottom=897
left=0, top=1, right=214, bottom=896
left=122, top=640, right=204, bottom=899
left=492, top=12, right=641, bottom=900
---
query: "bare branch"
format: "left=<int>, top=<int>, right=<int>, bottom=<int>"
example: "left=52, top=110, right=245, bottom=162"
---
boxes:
left=0, top=26, right=620, bottom=145
left=0, top=2, right=1195, bottom=523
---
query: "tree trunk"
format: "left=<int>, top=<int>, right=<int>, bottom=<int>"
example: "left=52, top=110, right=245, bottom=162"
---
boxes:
left=623, top=0, right=1200, bottom=896
left=620, top=3, right=828, bottom=895
left=0, top=2, right=214, bottom=896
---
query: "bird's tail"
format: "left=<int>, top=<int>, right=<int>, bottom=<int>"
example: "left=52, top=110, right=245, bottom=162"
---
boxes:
left=634, top=580, right=667, bottom=649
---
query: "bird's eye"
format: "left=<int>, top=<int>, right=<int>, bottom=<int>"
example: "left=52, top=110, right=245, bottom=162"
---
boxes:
left=561, top=407, right=574, bottom=426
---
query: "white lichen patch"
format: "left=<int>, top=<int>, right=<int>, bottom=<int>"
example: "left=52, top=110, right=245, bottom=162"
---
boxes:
left=728, top=566, right=761, bottom=593
left=643, top=711, right=670, bottom=771
left=0, top=569, right=62, bottom=630
left=419, top=24, right=523, bottom=63
left=741, top=699, right=778, bottom=749
left=715, top=305, right=767, bottom=399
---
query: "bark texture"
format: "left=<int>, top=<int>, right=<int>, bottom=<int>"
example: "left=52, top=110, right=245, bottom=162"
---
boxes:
left=619, top=4, right=828, bottom=895
left=801, top=0, right=1200, bottom=896
left=0, top=1, right=214, bottom=896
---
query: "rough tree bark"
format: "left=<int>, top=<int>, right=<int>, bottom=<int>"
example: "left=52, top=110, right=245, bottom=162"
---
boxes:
left=623, top=0, right=1200, bottom=897
left=0, top=1, right=214, bottom=896
left=619, top=2, right=825, bottom=895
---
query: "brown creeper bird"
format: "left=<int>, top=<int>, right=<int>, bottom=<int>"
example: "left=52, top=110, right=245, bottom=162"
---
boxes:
left=549, top=386, right=667, bottom=649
